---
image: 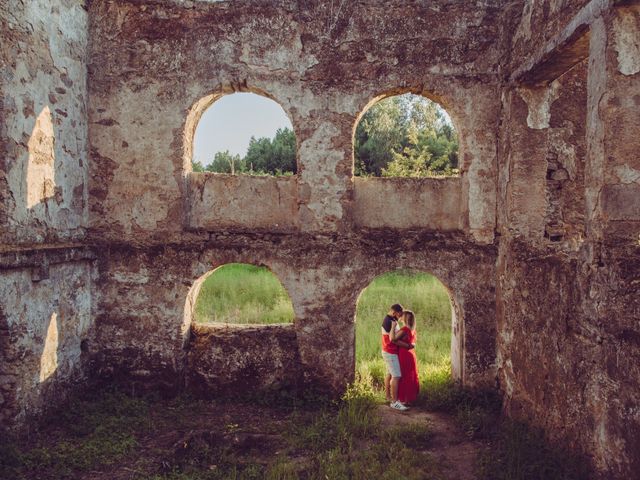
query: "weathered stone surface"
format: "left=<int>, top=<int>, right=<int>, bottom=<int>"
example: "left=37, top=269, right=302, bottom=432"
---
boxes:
left=0, top=0, right=89, bottom=246
left=187, top=323, right=302, bottom=395
left=0, top=261, right=92, bottom=426
left=188, top=173, right=298, bottom=231
left=0, top=0, right=93, bottom=430
left=88, top=234, right=497, bottom=395
left=497, top=3, right=640, bottom=478
left=1, top=1, right=639, bottom=478
left=86, top=0, right=505, bottom=243
left=353, top=177, right=465, bottom=231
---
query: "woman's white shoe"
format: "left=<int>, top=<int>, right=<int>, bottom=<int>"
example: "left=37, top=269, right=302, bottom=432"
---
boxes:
left=390, top=401, right=408, bottom=411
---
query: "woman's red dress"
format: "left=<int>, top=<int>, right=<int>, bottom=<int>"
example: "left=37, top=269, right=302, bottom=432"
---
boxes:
left=398, top=326, right=419, bottom=404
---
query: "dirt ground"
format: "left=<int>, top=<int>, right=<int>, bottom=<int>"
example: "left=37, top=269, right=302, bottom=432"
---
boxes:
left=378, top=405, right=482, bottom=480
left=76, top=400, right=482, bottom=480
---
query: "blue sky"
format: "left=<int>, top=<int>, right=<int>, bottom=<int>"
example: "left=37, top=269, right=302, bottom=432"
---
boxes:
left=193, top=93, right=292, bottom=165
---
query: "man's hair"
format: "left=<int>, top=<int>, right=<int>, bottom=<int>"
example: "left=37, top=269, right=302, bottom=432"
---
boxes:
left=390, top=304, right=404, bottom=313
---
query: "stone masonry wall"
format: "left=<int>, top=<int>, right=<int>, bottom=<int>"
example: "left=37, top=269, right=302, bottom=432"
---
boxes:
left=85, top=0, right=509, bottom=397
left=1, top=0, right=89, bottom=245
left=0, top=0, right=93, bottom=429
left=87, top=0, right=507, bottom=243
left=1, top=1, right=638, bottom=478
left=89, top=235, right=497, bottom=395
left=187, top=323, right=303, bottom=396
left=497, top=2, right=640, bottom=478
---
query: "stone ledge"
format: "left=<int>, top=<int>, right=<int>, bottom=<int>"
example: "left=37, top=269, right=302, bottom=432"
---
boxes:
left=186, top=323, right=303, bottom=396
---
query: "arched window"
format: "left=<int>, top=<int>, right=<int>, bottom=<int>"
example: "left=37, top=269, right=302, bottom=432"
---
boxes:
left=188, top=93, right=297, bottom=176
left=192, top=263, right=294, bottom=325
left=354, top=270, right=460, bottom=397
left=354, top=93, right=459, bottom=177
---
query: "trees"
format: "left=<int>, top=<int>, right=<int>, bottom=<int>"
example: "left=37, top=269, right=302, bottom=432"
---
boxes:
left=244, top=128, right=296, bottom=175
left=355, top=94, right=459, bottom=177
left=190, top=95, right=459, bottom=177
left=209, top=151, right=245, bottom=174
left=192, top=127, right=296, bottom=176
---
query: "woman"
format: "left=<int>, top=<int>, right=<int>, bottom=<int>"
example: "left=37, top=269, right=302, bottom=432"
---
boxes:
left=396, top=310, right=419, bottom=405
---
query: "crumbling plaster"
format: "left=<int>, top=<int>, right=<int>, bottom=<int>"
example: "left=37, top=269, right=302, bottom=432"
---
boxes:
left=497, top=1, right=640, bottom=478
left=0, top=1, right=639, bottom=478
left=0, top=0, right=89, bottom=246
left=0, top=0, right=93, bottom=429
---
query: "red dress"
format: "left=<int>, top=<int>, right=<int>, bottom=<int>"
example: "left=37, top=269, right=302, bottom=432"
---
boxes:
left=397, top=326, right=419, bottom=404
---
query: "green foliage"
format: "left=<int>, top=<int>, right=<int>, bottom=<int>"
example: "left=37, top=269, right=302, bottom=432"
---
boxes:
left=191, top=128, right=297, bottom=176
left=194, top=263, right=294, bottom=324
left=192, top=159, right=206, bottom=172
left=355, top=93, right=460, bottom=177
left=0, top=392, right=149, bottom=480
left=283, top=377, right=442, bottom=480
left=245, top=128, right=296, bottom=175
left=209, top=150, right=245, bottom=174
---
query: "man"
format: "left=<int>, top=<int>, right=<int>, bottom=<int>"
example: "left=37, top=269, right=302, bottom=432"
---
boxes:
left=381, top=303, right=414, bottom=410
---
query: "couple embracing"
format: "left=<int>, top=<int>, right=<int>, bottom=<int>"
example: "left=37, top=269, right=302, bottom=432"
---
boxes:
left=381, top=303, right=419, bottom=411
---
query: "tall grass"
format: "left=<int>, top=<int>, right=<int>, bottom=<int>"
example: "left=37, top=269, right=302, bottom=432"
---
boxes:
left=355, top=270, right=452, bottom=388
left=195, top=266, right=453, bottom=388
left=194, top=264, right=294, bottom=324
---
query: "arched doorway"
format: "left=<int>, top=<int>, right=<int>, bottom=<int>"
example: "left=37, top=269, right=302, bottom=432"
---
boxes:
left=354, top=270, right=462, bottom=399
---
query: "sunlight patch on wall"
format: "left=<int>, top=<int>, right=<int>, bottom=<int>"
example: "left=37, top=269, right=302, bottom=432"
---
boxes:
left=39, top=312, right=59, bottom=383
left=26, top=106, right=56, bottom=208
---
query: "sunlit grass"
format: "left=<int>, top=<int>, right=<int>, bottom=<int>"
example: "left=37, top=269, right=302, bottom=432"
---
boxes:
left=355, top=270, right=452, bottom=390
left=195, top=266, right=454, bottom=389
left=194, top=263, right=294, bottom=324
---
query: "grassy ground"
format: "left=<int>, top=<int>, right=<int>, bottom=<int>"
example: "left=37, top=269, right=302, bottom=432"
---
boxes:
left=0, top=385, right=590, bottom=480
left=0, top=268, right=589, bottom=479
left=354, top=270, right=452, bottom=391
left=0, top=389, right=443, bottom=480
left=194, top=264, right=295, bottom=324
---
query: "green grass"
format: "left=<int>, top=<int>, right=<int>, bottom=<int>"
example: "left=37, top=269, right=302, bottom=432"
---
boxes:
left=355, top=269, right=453, bottom=388
left=194, top=265, right=455, bottom=390
left=0, top=392, right=150, bottom=480
left=194, top=263, right=295, bottom=324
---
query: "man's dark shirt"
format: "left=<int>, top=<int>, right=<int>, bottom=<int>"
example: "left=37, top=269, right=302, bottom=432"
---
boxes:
left=382, top=315, right=395, bottom=333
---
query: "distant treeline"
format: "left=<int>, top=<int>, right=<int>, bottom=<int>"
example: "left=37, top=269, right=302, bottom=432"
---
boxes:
left=192, top=128, right=296, bottom=176
left=193, top=94, right=459, bottom=177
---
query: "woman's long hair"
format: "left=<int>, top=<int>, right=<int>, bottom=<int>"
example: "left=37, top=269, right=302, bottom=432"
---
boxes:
left=403, top=310, right=416, bottom=330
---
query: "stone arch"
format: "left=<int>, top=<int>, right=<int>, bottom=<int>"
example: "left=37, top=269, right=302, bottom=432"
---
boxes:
left=182, top=88, right=299, bottom=173
left=352, top=268, right=464, bottom=383
left=352, top=88, right=464, bottom=176
left=181, top=259, right=301, bottom=394
left=180, top=260, right=296, bottom=348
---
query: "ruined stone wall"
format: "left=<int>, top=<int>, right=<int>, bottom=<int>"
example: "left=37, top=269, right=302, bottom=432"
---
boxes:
left=0, top=0, right=89, bottom=245
left=85, top=0, right=510, bottom=396
left=87, top=0, right=507, bottom=243
left=187, top=323, right=303, bottom=396
left=0, top=256, right=92, bottom=426
left=0, top=0, right=93, bottom=428
left=89, top=235, right=497, bottom=395
left=2, top=2, right=638, bottom=477
left=497, top=2, right=640, bottom=478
